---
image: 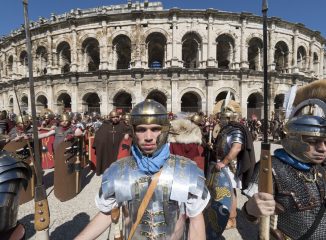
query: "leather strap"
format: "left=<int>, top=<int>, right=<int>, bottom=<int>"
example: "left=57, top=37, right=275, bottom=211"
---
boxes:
left=127, top=169, right=162, bottom=240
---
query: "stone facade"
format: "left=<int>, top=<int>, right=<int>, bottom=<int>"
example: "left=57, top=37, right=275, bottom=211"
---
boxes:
left=0, top=1, right=325, bottom=118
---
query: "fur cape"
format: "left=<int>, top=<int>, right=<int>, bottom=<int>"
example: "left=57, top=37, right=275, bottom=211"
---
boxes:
left=168, top=119, right=202, bottom=145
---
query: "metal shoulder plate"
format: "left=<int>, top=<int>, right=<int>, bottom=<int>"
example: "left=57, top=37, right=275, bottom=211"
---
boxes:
left=101, top=156, right=138, bottom=203
left=170, top=155, right=207, bottom=203
left=229, top=128, right=245, bottom=145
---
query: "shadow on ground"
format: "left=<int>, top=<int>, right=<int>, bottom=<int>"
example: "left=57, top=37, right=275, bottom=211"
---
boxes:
left=50, top=212, right=90, bottom=239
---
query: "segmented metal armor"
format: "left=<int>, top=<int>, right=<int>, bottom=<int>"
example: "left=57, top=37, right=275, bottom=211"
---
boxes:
left=0, top=150, right=31, bottom=233
left=216, top=125, right=244, bottom=173
left=101, top=154, right=208, bottom=240
left=272, top=157, right=326, bottom=239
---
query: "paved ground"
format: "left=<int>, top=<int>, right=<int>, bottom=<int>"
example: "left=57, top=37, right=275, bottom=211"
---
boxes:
left=18, top=141, right=281, bottom=239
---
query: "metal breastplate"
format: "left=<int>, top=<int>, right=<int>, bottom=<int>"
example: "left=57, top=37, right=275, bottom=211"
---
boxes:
left=216, top=126, right=244, bottom=160
left=102, top=155, right=207, bottom=240
left=0, top=150, right=31, bottom=233
left=272, top=157, right=326, bottom=239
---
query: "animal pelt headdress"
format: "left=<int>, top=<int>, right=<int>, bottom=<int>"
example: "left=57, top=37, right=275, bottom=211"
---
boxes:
left=168, top=118, right=202, bottom=145
left=293, top=79, right=326, bottom=106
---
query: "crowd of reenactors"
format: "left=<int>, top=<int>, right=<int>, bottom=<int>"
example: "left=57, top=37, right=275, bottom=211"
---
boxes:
left=1, top=78, right=326, bottom=239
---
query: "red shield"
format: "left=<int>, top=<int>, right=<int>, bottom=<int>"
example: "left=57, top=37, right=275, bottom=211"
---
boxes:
left=39, top=129, right=55, bottom=169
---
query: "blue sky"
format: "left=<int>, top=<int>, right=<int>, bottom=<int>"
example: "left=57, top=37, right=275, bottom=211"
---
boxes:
left=1, top=0, right=325, bottom=38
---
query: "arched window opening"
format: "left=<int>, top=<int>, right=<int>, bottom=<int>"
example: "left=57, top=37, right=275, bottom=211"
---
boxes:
left=247, top=93, right=263, bottom=119
left=113, top=92, right=132, bottom=113
left=146, top=33, right=167, bottom=69
left=57, top=93, right=71, bottom=113
left=36, top=46, right=48, bottom=76
left=57, top=41, right=71, bottom=74
left=146, top=90, right=167, bottom=108
left=83, top=93, right=100, bottom=114
left=181, top=92, right=201, bottom=113
left=248, top=38, right=263, bottom=71
left=113, top=35, right=131, bottom=70
left=216, top=34, right=235, bottom=69
left=297, top=46, right=307, bottom=72
left=82, top=38, right=100, bottom=72
left=182, top=32, right=201, bottom=69
left=274, top=41, right=289, bottom=73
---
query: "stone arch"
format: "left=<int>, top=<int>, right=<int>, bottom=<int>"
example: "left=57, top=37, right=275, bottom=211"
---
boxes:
left=313, top=51, right=319, bottom=74
left=21, top=94, right=29, bottom=114
left=19, top=50, right=28, bottom=76
left=146, top=90, right=167, bottom=108
left=112, top=34, right=131, bottom=69
left=143, top=28, right=171, bottom=43
left=274, top=41, right=290, bottom=73
left=78, top=32, right=105, bottom=48
left=57, top=91, right=72, bottom=113
left=82, top=92, right=101, bottom=114
left=180, top=91, right=202, bottom=113
left=109, top=89, right=136, bottom=103
left=7, top=55, right=14, bottom=74
left=57, top=41, right=71, bottom=73
left=113, top=91, right=133, bottom=113
left=146, top=32, right=167, bottom=68
left=214, top=87, right=239, bottom=103
left=36, top=95, right=48, bottom=111
left=216, top=33, right=236, bottom=69
left=274, top=93, right=285, bottom=117
left=53, top=37, right=72, bottom=51
left=110, top=30, right=133, bottom=44
left=245, top=33, right=263, bottom=45
left=248, top=37, right=263, bottom=71
left=35, top=45, right=48, bottom=75
left=8, top=97, right=14, bottom=113
left=81, top=37, right=100, bottom=71
left=181, top=31, right=202, bottom=69
left=297, top=45, right=307, bottom=71
left=215, top=91, right=236, bottom=103
left=247, top=91, right=263, bottom=119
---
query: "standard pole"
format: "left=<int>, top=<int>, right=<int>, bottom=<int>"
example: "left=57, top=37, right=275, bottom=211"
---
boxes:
left=23, top=1, right=50, bottom=238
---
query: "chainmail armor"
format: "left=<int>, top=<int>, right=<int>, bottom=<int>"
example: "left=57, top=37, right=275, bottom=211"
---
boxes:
left=272, top=157, right=326, bottom=240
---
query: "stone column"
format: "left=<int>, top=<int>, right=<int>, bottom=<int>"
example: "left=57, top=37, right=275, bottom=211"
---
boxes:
left=71, top=27, right=78, bottom=72
left=240, top=17, right=248, bottom=69
left=171, top=13, right=179, bottom=67
left=100, top=20, right=108, bottom=70
left=46, top=30, right=53, bottom=74
left=268, top=24, right=276, bottom=71
left=292, top=29, right=299, bottom=73
left=320, top=45, right=324, bottom=78
left=170, top=73, right=179, bottom=113
left=206, top=16, right=216, bottom=67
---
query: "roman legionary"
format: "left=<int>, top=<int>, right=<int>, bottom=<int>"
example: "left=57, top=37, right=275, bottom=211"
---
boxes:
left=213, top=93, right=256, bottom=229
left=92, top=110, right=130, bottom=175
left=75, top=99, right=210, bottom=240
left=243, top=79, right=326, bottom=240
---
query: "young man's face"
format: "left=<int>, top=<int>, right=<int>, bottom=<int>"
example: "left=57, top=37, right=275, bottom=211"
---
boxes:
left=302, top=136, right=326, bottom=164
left=134, top=124, right=162, bottom=155
left=60, top=120, right=71, bottom=128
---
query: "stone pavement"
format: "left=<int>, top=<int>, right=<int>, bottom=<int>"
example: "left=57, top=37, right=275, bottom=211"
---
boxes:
left=18, top=141, right=281, bottom=239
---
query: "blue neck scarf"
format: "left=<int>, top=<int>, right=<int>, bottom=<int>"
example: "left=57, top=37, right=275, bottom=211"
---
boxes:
left=274, top=148, right=311, bottom=171
left=131, top=143, right=170, bottom=175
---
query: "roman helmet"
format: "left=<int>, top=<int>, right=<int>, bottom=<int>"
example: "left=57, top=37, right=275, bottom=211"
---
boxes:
left=190, top=113, right=203, bottom=126
left=130, top=99, right=170, bottom=153
left=122, top=113, right=131, bottom=124
left=61, top=112, right=72, bottom=122
left=214, top=91, right=241, bottom=123
left=281, top=79, right=326, bottom=163
left=108, top=110, right=119, bottom=119
left=15, top=115, right=30, bottom=125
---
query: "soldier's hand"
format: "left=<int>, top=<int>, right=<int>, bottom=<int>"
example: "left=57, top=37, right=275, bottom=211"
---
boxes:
left=246, top=192, right=275, bottom=218
left=124, top=134, right=129, bottom=140
left=215, top=161, right=226, bottom=171
left=75, top=128, right=83, bottom=137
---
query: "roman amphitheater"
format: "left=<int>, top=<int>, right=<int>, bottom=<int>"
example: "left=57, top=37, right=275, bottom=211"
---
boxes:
left=0, top=1, right=325, bottom=118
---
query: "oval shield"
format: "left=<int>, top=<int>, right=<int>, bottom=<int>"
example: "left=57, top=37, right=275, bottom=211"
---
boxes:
left=204, top=163, right=233, bottom=239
